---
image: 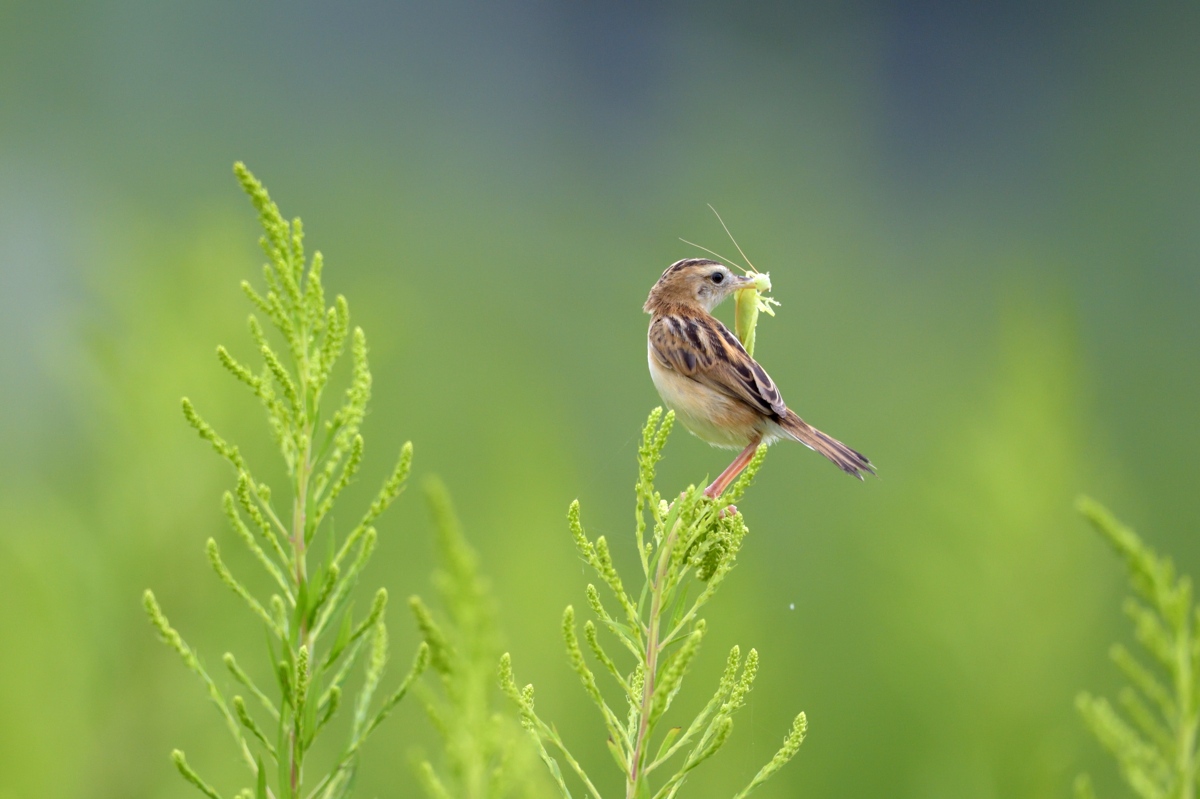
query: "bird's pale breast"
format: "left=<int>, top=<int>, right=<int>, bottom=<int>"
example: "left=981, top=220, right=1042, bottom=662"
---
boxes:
left=647, top=342, right=761, bottom=449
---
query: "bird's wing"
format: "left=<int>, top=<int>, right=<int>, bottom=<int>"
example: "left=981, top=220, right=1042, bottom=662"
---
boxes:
left=649, top=313, right=788, bottom=419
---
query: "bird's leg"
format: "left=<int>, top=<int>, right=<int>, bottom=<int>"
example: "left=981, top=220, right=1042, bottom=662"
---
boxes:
left=704, top=435, right=762, bottom=499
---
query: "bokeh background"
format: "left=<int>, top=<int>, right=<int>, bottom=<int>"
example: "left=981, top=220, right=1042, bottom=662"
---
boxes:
left=2, top=3, right=1199, bottom=797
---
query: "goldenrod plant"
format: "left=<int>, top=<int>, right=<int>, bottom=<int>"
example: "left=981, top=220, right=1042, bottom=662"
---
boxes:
left=1075, top=497, right=1200, bottom=799
left=500, top=408, right=806, bottom=799
left=144, top=163, right=428, bottom=799
left=409, top=478, right=551, bottom=799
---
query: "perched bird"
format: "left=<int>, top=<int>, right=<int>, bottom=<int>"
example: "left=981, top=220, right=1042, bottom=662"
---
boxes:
left=644, top=258, right=873, bottom=497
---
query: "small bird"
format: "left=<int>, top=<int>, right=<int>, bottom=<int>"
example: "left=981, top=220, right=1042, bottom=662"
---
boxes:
left=645, top=258, right=873, bottom=497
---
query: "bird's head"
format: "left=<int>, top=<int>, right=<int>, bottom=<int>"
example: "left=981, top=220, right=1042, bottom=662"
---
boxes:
left=643, top=258, right=755, bottom=315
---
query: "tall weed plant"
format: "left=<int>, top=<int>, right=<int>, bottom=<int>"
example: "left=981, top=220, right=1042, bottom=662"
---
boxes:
left=145, top=164, right=427, bottom=799
left=409, top=478, right=551, bottom=799
left=499, top=415, right=806, bottom=799
left=1076, top=498, right=1200, bottom=799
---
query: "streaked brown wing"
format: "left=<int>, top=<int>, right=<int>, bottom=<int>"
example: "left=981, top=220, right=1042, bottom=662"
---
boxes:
left=649, top=314, right=787, bottom=419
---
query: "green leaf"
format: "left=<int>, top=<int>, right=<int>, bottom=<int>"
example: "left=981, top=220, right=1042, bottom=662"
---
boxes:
left=255, top=757, right=268, bottom=799
left=294, top=576, right=309, bottom=639
left=655, top=727, right=681, bottom=762
left=325, top=605, right=355, bottom=668
left=606, top=737, right=628, bottom=771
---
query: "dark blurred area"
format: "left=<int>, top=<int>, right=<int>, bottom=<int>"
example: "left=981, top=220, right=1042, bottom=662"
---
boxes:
left=2, top=2, right=1198, bottom=797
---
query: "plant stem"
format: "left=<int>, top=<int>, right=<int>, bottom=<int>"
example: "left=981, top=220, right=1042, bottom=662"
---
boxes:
left=1176, top=615, right=1196, bottom=799
left=628, top=519, right=679, bottom=799
left=290, top=327, right=315, bottom=797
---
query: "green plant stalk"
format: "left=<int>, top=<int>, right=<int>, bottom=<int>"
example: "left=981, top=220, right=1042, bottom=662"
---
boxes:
left=148, top=163, right=426, bottom=799
left=503, top=410, right=804, bottom=799
left=289, top=400, right=311, bottom=790
left=1075, top=496, right=1200, bottom=799
left=284, top=312, right=324, bottom=793
left=628, top=517, right=681, bottom=798
left=1172, top=617, right=1196, bottom=799
left=410, top=478, right=552, bottom=799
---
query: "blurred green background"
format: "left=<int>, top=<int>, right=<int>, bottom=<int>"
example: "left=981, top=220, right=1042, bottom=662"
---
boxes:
left=2, top=3, right=1199, bottom=797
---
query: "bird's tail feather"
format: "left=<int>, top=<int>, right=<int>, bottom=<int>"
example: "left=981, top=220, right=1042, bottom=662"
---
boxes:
left=781, top=411, right=875, bottom=480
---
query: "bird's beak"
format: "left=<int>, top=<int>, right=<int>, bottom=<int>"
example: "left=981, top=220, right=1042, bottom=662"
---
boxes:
left=732, top=274, right=758, bottom=289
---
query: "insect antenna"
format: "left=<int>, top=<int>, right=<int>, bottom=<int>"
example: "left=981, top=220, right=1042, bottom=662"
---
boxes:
left=678, top=237, right=746, bottom=273
left=707, top=204, right=758, bottom=275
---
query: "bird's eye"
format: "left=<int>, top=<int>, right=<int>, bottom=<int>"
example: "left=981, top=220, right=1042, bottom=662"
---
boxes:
left=710, top=272, right=725, bottom=284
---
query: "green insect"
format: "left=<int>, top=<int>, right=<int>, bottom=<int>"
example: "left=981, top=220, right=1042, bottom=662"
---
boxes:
left=733, top=270, right=779, bottom=358
left=680, top=205, right=780, bottom=357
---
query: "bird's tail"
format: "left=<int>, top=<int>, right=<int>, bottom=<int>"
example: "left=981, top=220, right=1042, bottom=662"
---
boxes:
left=780, top=410, right=875, bottom=480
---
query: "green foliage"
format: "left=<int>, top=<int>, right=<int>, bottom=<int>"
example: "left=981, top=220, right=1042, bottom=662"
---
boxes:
left=1076, top=496, right=1200, bottom=799
left=409, top=478, right=551, bottom=799
left=144, top=163, right=428, bottom=799
left=501, top=409, right=806, bottom=799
